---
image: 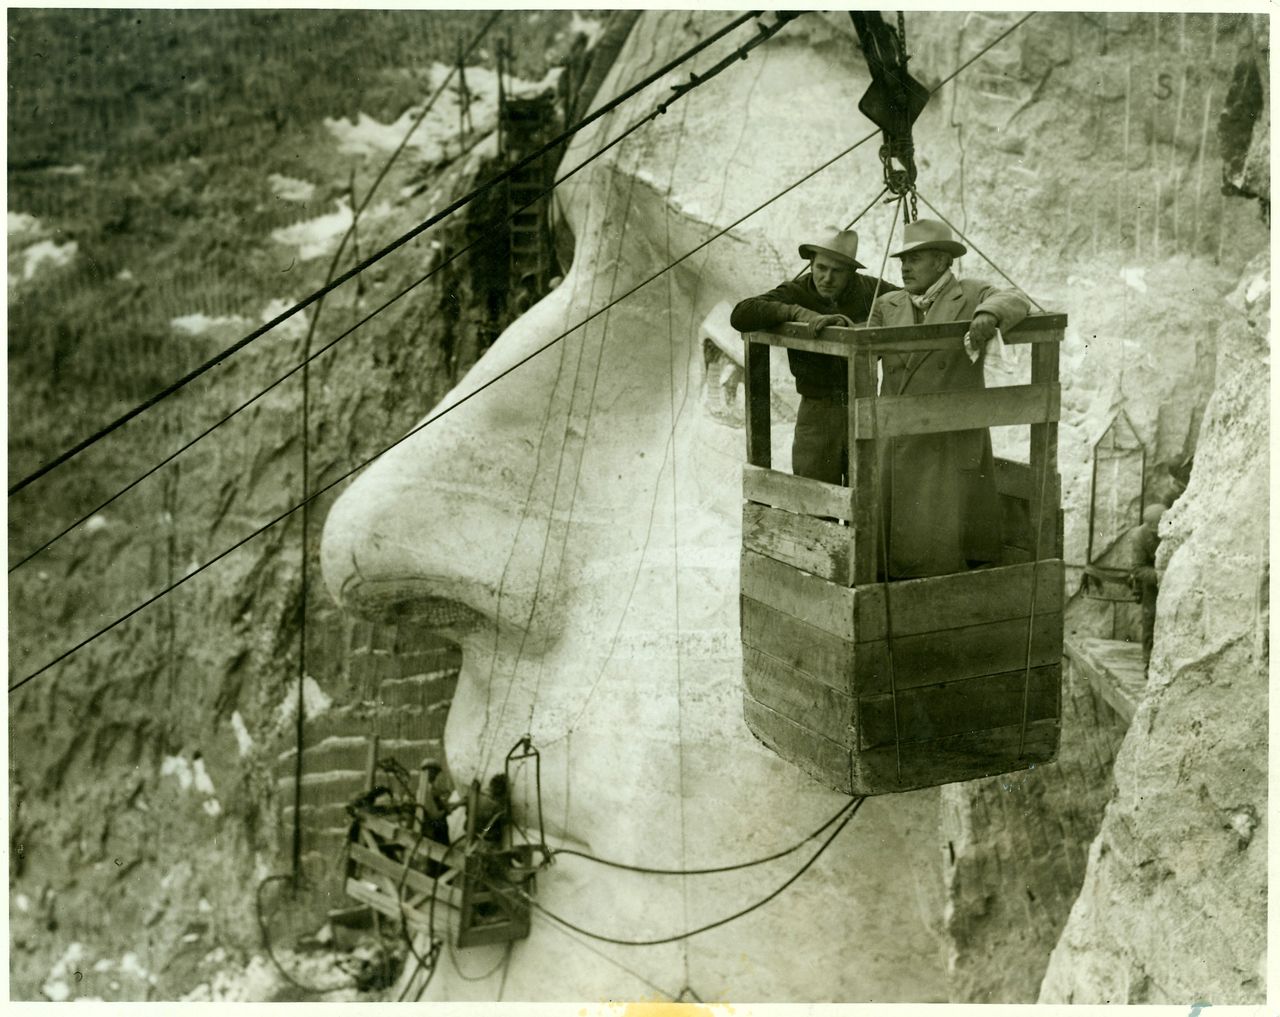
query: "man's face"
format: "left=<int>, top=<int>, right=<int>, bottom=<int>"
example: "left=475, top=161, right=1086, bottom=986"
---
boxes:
left=810, top=252, right=855, bottom=300
left=898, top=249, right=951, bottom=295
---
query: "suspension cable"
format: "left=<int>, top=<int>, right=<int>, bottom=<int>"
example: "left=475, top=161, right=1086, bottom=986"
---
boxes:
left=10, top=10, right=801, bottom=574
left=914, top=192, right=1046, bottom=310
left=502, top=797, right=864, bottom=947
left=11, top=8, right=1045, bottom=690
left=8, top=10, right=766, bottom=498
left=548, top=797, right=856, bottom=875
left=9, top=129, right=877, bottom=694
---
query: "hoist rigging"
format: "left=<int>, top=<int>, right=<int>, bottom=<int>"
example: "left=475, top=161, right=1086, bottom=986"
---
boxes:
left=738, top=9, right=1065, bottom=795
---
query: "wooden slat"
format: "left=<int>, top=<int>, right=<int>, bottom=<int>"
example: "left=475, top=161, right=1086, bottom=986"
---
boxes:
left=345, top=877, right=458, bottom=927
left=853, top=383, right=1060, bottom=439
left=1064, top=636, right=1148, bottom=722
left=847, top=350, right=878, bottom=585
left=853, top=560, right=1064, bottom=642
left=740, top=596, right=854, bottom=694
left=854, top=610, right=1063, bottom=697
left=742, top=694, right=852, bottom=793
left=744, top=329, right=854, bottom=359
left=742, top=464, right=850, bottom=521
left=858, top=663, right=1060, bottom=749
left=743, top=647, right=855, bottom=746
left=742, top=502, right=849, bottom=585
left=352, top=811, right=453, bottom=866
left=1030, top=337, right=1062, bottom=559
left=348, top=841, right=456, bottom=902
left=750, top=315, right=1067, bottom=355
left=744, top=338, right=771, bottom=468
left=740, top=549, right=856, bottom=640
left=850, top=717, right=1060, bottom=795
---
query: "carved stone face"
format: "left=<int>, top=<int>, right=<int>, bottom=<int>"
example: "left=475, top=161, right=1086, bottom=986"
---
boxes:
left=321, top=12, right=945, bottom=1000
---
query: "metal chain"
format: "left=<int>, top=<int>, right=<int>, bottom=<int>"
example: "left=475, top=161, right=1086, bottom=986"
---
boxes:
left=897, top=12, right=919, bottom=224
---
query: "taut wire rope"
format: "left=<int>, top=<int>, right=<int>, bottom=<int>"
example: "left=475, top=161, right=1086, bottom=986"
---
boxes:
left=8, top=10, right=765, bottom=498
left=12, top=9, right=1046, bottom=690
left=10, top=11, right=792, bottom=574
left=8, top=131, right=879, bottom=691
left=914, top=192, right=1047, bottom=312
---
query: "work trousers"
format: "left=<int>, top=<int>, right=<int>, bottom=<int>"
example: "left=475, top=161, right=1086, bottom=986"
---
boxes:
left=792, top=394, right=847, bottom=486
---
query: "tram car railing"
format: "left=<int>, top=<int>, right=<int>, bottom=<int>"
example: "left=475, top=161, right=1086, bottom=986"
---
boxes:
left=739, top=313, right=1067, bottom=795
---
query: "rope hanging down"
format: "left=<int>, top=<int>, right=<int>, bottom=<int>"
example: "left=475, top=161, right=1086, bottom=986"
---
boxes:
left=8, top=10, right=768, bottom=498
left=9, top=129, right=880, bottom=695
left=10, top=11, right=801, bottom=574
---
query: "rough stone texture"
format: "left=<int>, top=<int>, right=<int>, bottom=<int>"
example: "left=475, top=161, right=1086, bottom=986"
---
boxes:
left=940, top=659, right=1131, bottom=1002
left=1038, top=253, right=1269, bottom=1004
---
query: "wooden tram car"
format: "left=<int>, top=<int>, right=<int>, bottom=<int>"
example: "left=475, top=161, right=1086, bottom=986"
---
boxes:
left=740, top=314, right=1067, bottom=795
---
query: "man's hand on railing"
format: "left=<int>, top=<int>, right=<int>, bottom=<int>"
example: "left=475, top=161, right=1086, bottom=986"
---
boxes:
left=788, top=305, right=853, bottom=339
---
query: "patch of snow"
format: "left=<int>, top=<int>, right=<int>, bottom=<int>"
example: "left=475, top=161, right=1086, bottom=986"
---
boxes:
left=117, top=268, right=135, bottom=281
left=1119, top=266, right=1148, bottom=293
left=171, top=312, right=250, bottom=337
left=569, top=11, right=604, bottom=46
left=8, top=212, right=40, bottom=237
left=277, top=676, right=333, bottom=728
left=191, top=756, right=216, bottom=796
left=93, top=958, right=114, bottom=973
left=198, top=897, right=213, bottom=913
left=119, top=952, right=150, bottom=982
left=83, top=514, right=110, bottom=534
left=15, top=893, right=31, bottom=912
left=1065, top=275, right=1096, bottom=289
left=161, top=755, right=194, bottom=791
left=43, top=942, right=87, bottom=1002
left=268, top=173, right=316, bottom=203
left=259, top=297, right=310, bottom=342
left=202, top=798, right=223, bottom=818
left=23, top=239, right=77, bottom=280
left=270, top=198, right=355, bottom=261
left=230, top=711, right=254, bottom=757
left=1245, top=269, right=1269, bottom=307
left=48, top=164, right=85, bottom=175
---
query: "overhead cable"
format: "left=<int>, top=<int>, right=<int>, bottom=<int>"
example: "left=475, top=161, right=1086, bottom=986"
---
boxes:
left=11, top=10, right=798, bottom=573
left=8, top=10, right=764, bottom=497
left=9, top=127, right=878, bottom=694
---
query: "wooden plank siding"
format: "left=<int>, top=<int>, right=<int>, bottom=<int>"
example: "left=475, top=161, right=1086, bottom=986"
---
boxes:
left=850, top=718, right=1060, bottom=794
left=740, top=596, right=855, bottom=694
left=742, top=464, right=850, bottom=521
left=853, top=560, right=1065, bottom=643
left=857, top=663, right=1060, bottom=749
left=737, top=315, right=1066, bottom=795
left=742, top=695, right=853, bottom=793
left=740, top=549, right=857, bottom=640
left=853, top=383, right=1060, bottom=439
left=742, top=647, right=854, bottom=746
left=854, top=610, right=1062, bottom=697
left=742, top=502, right=850, bottom=585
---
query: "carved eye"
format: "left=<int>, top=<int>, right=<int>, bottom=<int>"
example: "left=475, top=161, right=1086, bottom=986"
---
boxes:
left=702, top=338, right=745, bottom=427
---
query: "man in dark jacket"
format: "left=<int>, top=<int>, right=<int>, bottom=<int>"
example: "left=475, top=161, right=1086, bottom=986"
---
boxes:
left=730, top=228, right=897, bottom=484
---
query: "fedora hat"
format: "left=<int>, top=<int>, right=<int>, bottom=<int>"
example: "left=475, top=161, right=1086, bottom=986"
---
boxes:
left=798, top=227, right=865, bottom=269
left=891, top=218, right=968, bottom=258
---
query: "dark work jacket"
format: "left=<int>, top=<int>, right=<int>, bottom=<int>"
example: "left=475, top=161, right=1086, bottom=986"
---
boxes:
left=730, top=272, right=898, bottom=397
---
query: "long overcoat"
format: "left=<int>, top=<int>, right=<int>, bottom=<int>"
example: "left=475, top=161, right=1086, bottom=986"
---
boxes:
left=867, top=275, right=1029, bottom=578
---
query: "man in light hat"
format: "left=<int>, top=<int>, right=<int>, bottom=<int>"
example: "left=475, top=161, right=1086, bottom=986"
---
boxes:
left=868, top=218, right=1031, bottom=579
left=730, top=228, right=897, bottom=484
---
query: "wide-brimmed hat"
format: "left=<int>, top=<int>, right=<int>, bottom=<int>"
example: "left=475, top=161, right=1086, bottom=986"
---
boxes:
left=798, top=227, right=865, bottom=269
left=891, top=218, right=968, bottom=258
